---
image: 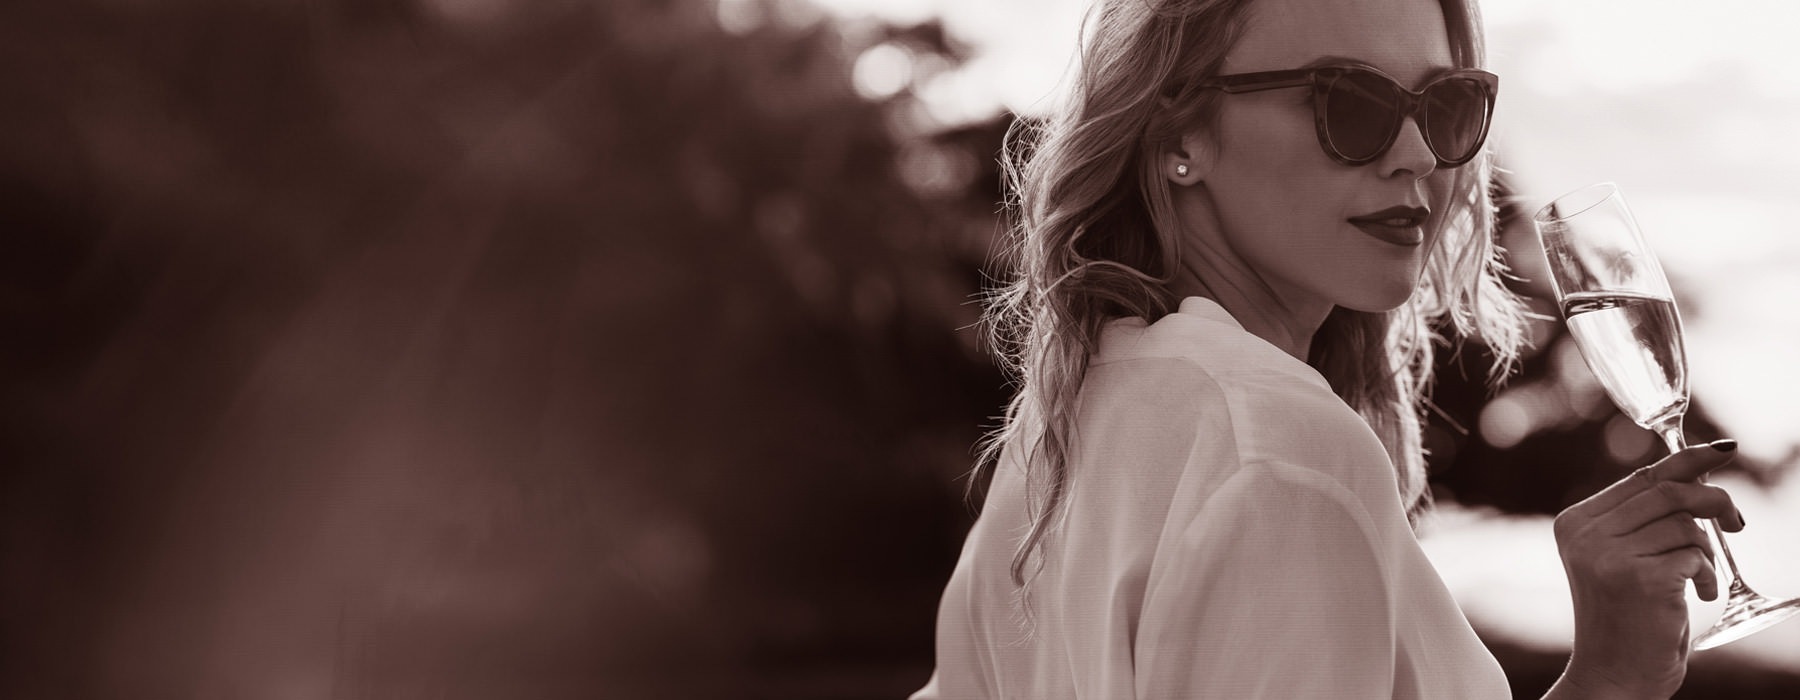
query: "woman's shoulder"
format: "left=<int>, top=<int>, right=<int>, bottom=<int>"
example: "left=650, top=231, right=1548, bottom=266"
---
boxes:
left=1081, top=341, right=1360, bottom=455
left=1080, top=322, right=1361, bottom=462
left=1081, top=307, right=1396, bottom=500
left=1088, top=302, right=1333, bottom=408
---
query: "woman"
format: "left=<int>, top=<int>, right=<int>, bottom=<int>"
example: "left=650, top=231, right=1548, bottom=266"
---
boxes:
left=913, top=0, right=1746, bottom=697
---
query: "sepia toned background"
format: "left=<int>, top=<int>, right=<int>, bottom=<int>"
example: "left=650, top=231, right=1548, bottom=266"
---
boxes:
left=4, top=0, right=1799, bottom=698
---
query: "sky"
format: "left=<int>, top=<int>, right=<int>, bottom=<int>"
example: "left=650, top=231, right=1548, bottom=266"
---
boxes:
left=792, top=0, right=1800, bottom=670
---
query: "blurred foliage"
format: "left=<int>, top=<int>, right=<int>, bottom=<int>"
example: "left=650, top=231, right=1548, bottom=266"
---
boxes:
left=2, top=0, right=1004, bottom=696
left=0, top=0, right=1792, bottom=698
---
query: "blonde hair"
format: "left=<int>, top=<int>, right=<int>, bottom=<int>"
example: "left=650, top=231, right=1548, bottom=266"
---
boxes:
left=978, top=0, right=1528, bottom=593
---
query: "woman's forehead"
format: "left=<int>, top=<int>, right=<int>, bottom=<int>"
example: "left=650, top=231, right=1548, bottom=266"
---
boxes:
left=1223, top=0, right=1455, bottom=82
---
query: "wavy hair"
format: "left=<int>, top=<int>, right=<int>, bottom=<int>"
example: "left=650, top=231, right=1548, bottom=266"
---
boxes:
left=977, top=0, right=1529, bottom=594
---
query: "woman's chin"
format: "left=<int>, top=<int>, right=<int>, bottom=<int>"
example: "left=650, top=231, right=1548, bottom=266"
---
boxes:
left=1338, top=282, right=1421, bottom=315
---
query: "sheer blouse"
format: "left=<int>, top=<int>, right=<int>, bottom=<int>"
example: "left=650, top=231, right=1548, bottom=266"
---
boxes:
left=912, top=296, right=1510, bottom=699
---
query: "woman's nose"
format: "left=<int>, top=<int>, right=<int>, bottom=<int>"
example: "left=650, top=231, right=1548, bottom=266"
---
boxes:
left=1380, top=116, right=1438, bottom=180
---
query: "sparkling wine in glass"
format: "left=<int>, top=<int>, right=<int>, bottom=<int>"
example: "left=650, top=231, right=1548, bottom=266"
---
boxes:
left=1533, top=182, right=1800, bottom=650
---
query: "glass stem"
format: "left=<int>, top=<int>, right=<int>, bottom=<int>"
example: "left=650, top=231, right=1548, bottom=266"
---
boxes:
left=1657, top=424, right=1753, bottom=597
left=1655, top=423, right=1684, bottom=455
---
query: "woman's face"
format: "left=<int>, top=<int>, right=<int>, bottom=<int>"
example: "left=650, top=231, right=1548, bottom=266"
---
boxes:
left=1188, top=0, right=1459, bottom=314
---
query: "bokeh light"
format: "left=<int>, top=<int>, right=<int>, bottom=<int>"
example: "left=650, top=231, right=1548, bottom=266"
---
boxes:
left=854, top=43, right=915, bottom=100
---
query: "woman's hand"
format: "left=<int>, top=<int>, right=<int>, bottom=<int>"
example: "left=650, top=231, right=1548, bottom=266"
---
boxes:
left=1548, top=439, right=1745, bottom=700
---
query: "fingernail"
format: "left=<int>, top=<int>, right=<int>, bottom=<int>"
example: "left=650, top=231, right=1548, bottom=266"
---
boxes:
left=1711, top=439, right=1738, bottom=452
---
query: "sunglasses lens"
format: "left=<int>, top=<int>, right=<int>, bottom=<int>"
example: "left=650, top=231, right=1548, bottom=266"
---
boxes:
left=1423, top=78, right=1490, bottom=164
left=1323, top=70, right=1403, bottom=162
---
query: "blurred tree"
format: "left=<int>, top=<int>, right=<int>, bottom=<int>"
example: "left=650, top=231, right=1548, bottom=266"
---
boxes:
left=1, top=0, right=1005, bottom=697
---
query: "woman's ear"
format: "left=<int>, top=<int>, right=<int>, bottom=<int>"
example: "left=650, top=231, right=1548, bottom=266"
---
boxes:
left=1165, top=129, right=1215, bottom=186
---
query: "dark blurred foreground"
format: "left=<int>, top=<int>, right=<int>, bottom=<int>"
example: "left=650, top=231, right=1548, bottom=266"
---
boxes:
left=2, top=1, right=1795, bottom=698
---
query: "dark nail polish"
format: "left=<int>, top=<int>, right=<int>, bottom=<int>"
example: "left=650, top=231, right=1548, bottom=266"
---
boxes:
left=1712, top=439, right=1738, bottom=452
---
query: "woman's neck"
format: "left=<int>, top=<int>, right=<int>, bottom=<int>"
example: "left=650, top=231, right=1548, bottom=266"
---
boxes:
left=1168, top=255, right=1330, bottom=362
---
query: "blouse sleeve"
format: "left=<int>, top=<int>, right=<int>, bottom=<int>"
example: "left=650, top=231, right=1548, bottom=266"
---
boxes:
left=1134, top=461, right=1398, bottom=699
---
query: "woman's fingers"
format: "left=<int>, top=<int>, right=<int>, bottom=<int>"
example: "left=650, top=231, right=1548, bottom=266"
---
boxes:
left=1578, top=440, right=1739, bottom=513
left=1600, top=537, right=1720, bottom=604
left=1628, top=514, right=1713, bottom=559
left=1652, top=439, right=1740, bottom=480
left=1661, top=546, right=1721, bottom=603
left=1569, top=513, right=1720, bottom=602
left=1637, top=518, right=1719, bottom=601
left=1554, top=440, right=1745, bottom=609
left=1606, top=481, right=1744, bottom=536
left=1553, top=444, right=1741, bottom=697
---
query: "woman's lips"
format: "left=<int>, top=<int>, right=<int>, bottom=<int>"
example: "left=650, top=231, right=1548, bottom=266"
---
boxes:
left=1347, top=206, right=1429, bottom=247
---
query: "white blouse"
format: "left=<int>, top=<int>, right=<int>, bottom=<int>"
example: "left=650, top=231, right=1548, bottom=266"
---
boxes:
left=912, top=297, right=1511, bottom=699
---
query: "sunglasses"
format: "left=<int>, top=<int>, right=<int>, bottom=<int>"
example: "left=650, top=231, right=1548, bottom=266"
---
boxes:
left=1199, top=64, right=1499, bottom=168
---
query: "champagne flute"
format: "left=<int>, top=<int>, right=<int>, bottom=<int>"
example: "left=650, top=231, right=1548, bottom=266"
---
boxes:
left=1532, top=182, right=1800, bottom=650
